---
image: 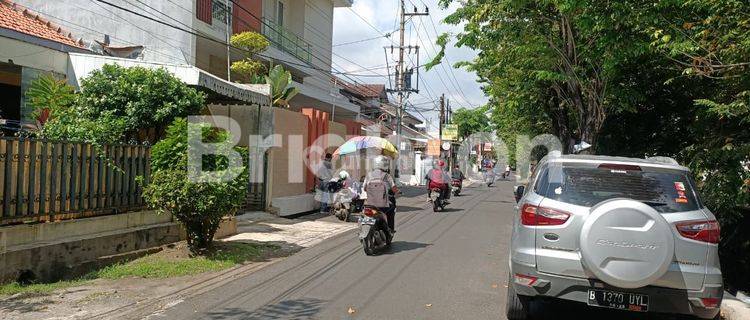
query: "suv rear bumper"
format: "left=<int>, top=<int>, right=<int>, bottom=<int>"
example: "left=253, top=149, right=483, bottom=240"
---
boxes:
left=510, top=260, right=722, bottom=319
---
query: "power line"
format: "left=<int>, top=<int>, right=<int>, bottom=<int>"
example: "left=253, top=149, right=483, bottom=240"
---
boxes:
left=424, top=8, right=474, bottom=107
left=226, top=0, right=390, bottom=98
left=334, top=32, right=394, bottom=47
left=12, top=1, right=192, bottom=65
left=412, top=13, right=471, bottom=108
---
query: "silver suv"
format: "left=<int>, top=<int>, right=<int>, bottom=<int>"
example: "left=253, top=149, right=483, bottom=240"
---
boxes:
left=507, top=154, right=722, bottom=319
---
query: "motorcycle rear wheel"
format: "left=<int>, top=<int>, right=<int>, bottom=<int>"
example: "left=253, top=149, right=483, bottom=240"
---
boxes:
left=362, top=236, right=374, bottom=255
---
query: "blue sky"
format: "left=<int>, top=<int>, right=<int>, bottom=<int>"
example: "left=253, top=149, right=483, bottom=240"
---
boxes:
left=332, top=0, right=487, bottom=130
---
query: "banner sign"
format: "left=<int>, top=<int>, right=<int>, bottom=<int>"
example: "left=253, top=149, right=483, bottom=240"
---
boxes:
left=427, top=139, right=441, bottom=156
left=442, top=124, right=458, bottom=141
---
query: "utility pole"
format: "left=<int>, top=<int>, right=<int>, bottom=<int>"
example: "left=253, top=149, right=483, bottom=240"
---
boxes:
left=225, top=0, right=232, bottom=82
left=439, top=93, right=445, bottom=147
left=390, top=0, right=428, bottom=177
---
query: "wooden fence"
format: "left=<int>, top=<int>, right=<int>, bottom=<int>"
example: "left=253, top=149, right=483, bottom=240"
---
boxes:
left=0, top=137, right=150, bottom=225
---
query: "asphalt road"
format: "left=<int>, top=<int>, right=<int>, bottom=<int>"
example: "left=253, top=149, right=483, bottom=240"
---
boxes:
left=153, top=182, right=513, bottom=320
left=151, top=181, right=692, bottom=320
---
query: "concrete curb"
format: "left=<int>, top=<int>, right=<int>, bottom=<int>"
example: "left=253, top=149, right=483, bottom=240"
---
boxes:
left=722, top=291, right=750, bottom=320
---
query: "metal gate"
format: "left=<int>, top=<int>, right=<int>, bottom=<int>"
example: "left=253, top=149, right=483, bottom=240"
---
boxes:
left=245, top=150, right=267, bottom=211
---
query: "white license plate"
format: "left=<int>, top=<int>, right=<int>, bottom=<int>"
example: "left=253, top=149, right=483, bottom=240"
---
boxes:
left=587, top=289, right=649, bottom=312
left=359, top=217, right=377, bottom=225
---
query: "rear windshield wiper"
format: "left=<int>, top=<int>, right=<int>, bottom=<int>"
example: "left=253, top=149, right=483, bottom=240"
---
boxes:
left=640, top=201, right=668, bottom=207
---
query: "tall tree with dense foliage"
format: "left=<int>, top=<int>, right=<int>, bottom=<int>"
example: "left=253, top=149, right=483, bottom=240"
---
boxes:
left=651, top=0, right=750, bottom=292
left=436, top=0, right=660, bottom=152
left=451, top=106, right=491, bottom=139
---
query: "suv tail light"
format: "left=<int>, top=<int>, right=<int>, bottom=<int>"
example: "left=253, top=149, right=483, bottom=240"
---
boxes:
left=520, top=204, right=570, bottom=226
left=699, top=297, right=720, bottom=309
left=676, top=220, right=720, bottom=244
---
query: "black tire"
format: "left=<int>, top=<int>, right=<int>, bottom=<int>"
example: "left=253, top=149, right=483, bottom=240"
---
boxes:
left=506, top=275, right=531, bottom=320
left=362, top=236, right=374, bottom=255
left=433, top=201, right=440, bottom=212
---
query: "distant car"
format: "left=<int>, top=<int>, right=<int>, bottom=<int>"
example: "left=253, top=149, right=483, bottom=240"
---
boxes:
left=507, top=153, right=722, bottom=319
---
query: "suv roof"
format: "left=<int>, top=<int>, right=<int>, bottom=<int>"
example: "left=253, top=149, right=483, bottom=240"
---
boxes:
left=540, top=153, right=688, bottom=171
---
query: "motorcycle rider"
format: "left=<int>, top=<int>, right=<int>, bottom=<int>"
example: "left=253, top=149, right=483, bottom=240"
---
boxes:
left=364, top=156, right=399, bottom=233
left=426, top=160, right=450, bottom=203
left=451, top=164, right=465, bottom=181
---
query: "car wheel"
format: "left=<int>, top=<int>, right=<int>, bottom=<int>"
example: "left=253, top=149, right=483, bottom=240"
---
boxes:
left=506, top=275, right=531, bottom=320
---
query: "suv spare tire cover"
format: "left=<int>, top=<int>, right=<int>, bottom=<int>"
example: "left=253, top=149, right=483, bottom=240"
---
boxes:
left=580, top=198, right=674, bottom=289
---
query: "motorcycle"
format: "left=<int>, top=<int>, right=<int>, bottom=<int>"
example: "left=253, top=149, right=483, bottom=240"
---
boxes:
left=331, top=188, right=355, bottom=222
left=484, top=168, right=496, bottom=187
left=429, top=187, right=447, bottom=212
left=358, top=206, right=393, bottom=255
left=452, top=179, right=463, bottom=196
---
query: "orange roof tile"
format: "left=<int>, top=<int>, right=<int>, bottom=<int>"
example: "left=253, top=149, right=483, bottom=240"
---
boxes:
left=0, top=0, right=85, bottom=48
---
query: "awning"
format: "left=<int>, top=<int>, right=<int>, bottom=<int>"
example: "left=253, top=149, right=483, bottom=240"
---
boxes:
left=67, top=53, right=270, bottom=106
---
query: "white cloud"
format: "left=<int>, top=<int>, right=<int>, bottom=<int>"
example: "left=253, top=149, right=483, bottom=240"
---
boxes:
left=332, top=0, right=487, bottom=129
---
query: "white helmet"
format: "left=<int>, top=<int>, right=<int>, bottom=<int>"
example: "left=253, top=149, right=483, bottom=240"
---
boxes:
left=373, top=155, right=390, bottom=171
left=338, top=170, right=350, bottom=180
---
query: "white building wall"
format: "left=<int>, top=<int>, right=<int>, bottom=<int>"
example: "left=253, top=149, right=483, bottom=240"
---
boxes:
left=301, top=0, right=334, bottom=91
left=13, top=0, right=198, bottom=66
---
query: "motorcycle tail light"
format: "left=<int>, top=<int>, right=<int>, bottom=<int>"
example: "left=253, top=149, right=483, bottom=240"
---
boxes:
left=676, top=220, right=720, bottom=244
left=363, top=207, right=377, bottom=217
left=520, top=204, right=570, bottom=226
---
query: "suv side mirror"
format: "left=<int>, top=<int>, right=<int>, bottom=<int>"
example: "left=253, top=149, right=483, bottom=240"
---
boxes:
left=514, top=185, right=525, bottom=203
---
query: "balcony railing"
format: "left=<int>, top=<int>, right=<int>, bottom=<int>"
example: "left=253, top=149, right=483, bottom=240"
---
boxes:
left=261, top=17, right=311, bottom=64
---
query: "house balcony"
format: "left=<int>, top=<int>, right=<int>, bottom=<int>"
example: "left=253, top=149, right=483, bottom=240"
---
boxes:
left=260, top=17, right=311, bottom=64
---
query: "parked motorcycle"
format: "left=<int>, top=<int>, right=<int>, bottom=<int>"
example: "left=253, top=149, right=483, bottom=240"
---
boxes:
left=429, top=188, right=447, bottom=212
left=331, top=188, right=355, bottom=222
left=452, top=179, right=463, bottom=196
left=358, top=206, right=393, bottom=255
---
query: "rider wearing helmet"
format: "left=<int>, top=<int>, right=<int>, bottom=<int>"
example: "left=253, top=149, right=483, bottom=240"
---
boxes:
left=328, top=170, right=351, bottom=193
left=426, top=159, right=450, bottom=202
left=364, top=155, right=399, bottom=232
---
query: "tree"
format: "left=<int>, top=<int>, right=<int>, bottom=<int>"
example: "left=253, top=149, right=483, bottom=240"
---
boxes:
left=143, top=118, right=248, bottom=253
left=451, top=106, right=491, bottom=139
left=230, top=31, right=270, bottom=84
left=650, top=0, right=750, bottom=292
left=436, top=0, right=660, bottom=153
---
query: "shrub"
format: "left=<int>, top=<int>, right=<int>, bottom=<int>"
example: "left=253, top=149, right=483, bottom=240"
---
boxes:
left=142, top=169, right=246, bottom=252
left=143, top=118, right=248, bottom=253
left=76, top=64, right=204, bottom=141
left=229, top=31, right=269, bottom=84
left=230, top=60, right=266, bottom=84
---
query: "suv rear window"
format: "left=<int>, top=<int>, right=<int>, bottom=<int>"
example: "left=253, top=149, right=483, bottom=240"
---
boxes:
left=534, top=164, right=700, bottom=213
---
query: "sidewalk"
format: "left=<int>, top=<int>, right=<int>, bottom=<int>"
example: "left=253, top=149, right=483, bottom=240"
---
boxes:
left=722, top=291, right=750, bottom=320
left=226, top=185, right=432, bottom=249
